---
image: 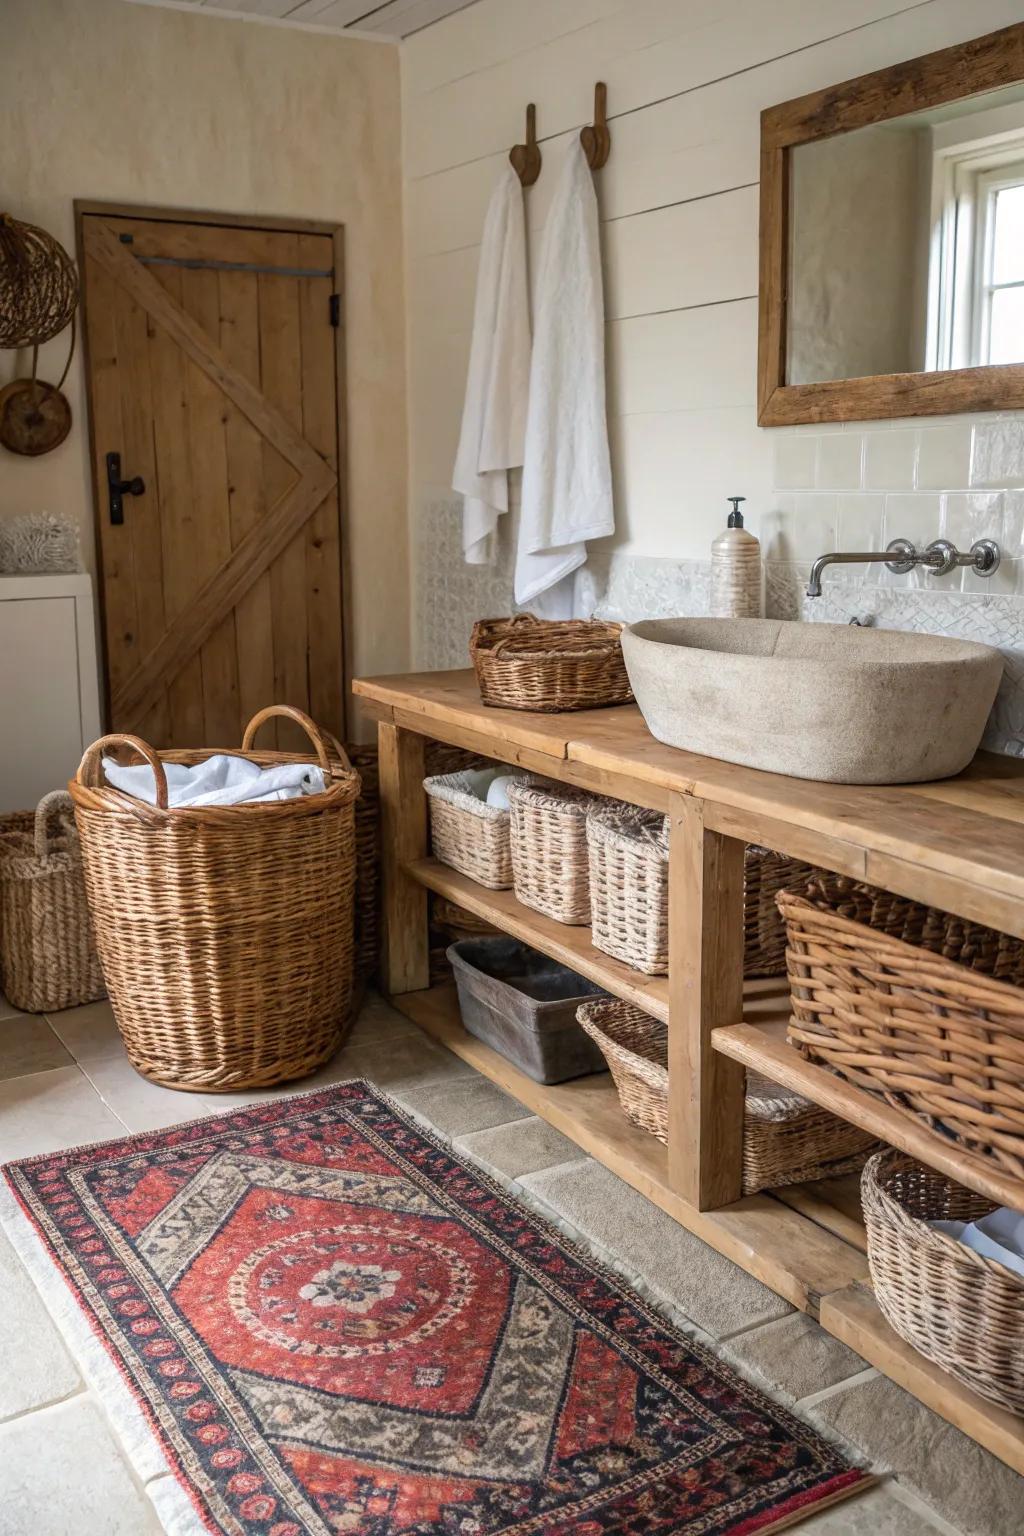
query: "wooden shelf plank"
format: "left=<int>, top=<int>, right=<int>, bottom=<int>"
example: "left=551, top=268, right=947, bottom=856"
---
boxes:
left=822, top=1283, right=1024, bottom=1476
left=713, top=1021, right=1024, bottom=1211
left=391, top=983, right=869, bottom=1314
left=408, top=857, right=670, bottom=1022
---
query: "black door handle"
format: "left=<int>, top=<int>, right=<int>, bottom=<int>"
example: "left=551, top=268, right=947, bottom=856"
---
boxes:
left=107, top=452, right=146, bottom=525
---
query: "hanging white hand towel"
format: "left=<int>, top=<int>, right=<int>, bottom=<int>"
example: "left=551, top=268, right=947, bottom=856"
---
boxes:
left=515, top=138, right=613, bottom=612
left=452, top=166, right=531, bottom=565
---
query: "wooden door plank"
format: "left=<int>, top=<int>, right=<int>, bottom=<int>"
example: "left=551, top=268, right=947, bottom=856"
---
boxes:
left=218, top=268, right=275, bottom=740
left=112, top=288, right=169, bottom=745
left=258, top=248, right=310, bottom=751
left=83, top=221, right=327, bottom=481
left=298, top=231, right=343, bottom=739
left=146, top=263, right=204, bottom=747
left=180, top=266, right=240, bottom=747
left=81, top=259, right=138, bottom=711
left=668, top=791, right=747, bottom=1210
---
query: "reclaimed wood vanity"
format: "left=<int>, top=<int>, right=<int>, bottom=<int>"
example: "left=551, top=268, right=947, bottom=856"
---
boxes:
left=353, top=667, right=1024, bottom=1473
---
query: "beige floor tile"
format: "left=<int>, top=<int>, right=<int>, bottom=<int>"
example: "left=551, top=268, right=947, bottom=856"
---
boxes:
left=346, top=993, right=420, bottom=1045
left=722, top=1312, right=867, bottom=1404
left=46, top=999, right=120, bottom=1063
left=0, top=1016, right=73, bottom=1081
left=796, top=1482, right=948, bottom=1534
left=390, top=1075, right=530, bottom=1137
left=520, top=1159, right=792, bottom=1340
left=808, top=1373, right=1024, bottom=1536
left=0, top=1066, right=125, bottom=1161
left=456, top=1115, right=588, bottom=1178
left=0, top=1226, right=80, bottom=1421
left=0, top=993, right=27, bottom=1022
left=0, top=1396, right=159, bottom=1534
left=76, top=1054, right=219, bottom=1134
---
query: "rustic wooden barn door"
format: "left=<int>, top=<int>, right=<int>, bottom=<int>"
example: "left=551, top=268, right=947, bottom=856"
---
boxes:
left=78, top=206, right=344, bottom=750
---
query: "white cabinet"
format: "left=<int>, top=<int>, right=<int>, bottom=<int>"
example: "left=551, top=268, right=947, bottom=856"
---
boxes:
left=0, top=575, right=102, bottom=813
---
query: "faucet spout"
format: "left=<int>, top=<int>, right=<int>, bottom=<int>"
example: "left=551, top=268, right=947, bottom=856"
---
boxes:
left=806, top=539, right=919, bottom=598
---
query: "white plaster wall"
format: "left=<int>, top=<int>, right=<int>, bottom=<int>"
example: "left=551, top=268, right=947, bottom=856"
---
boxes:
left=0, top=0, right=409, bottom=689
left=401, top=0, right=1024, bottom=669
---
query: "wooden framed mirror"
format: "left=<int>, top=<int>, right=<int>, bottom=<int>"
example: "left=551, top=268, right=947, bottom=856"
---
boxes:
left=759, top=22, right=1024, bottom=426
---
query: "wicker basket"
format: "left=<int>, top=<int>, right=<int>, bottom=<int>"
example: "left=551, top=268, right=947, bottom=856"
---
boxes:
left=585, top=803, right=815, bottom=978
left=863, top=1150, right=1024, bottom=1416
left=509, top=779, right=596, bottom=924
left=470, top=614, right=633, bottom=713
left=781, top=881, right=1024, bottom=1181
left=424, top=766, right=532, bottom=890
left=578, top=998, right=877, bottom=1194
left=429, top=897, right=501, bottom=986
left=0, top=792, right=105, bottom=1013
left=69, top=706, right=360, bottom=1093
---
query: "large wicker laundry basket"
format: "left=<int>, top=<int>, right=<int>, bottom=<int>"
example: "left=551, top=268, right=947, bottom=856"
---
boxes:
left=0, top=791, right=105, bottom=1013
left=69, top=707, right=360, bottom=1093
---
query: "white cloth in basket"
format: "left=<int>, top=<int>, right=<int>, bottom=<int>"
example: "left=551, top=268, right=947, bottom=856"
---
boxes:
left=102, top=754, right=326, bottom=808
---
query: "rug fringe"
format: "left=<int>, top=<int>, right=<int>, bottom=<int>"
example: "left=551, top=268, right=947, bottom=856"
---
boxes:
left=0, top=1181, right=201, bottom=1536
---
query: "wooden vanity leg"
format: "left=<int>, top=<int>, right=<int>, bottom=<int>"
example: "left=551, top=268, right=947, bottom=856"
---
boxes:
left=668, top=791, right=747, bottom=1210
left=378, top=721, right=430, bottom=995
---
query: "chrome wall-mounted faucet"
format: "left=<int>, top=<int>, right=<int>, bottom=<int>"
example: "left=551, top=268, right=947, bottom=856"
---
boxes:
left=806, top=538, right=1000, bottom=598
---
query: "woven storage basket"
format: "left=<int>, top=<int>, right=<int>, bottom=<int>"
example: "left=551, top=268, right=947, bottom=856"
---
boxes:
left=69, top=706, right=360, bottom=1093
left=470, top=614, right=633, bottom=712
left=578, top=998, right=877, bottom=1194
left=429, top=896, right=501, bottom=986
left=0, top=792, right=105, bottom=1013
left=509, top=780, right=597, bottom=924
left=781, top=879, right=1024, bottom=1181
left=424, top=766, right=531, bottom=890
left=585, top=803, right=815, bottom=978
left=863, top=1150, right=1024, bottom=1416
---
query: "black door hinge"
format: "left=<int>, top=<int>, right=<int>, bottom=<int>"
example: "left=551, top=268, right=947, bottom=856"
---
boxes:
left=119, top=232, right=134, bottom=244
left=328, top=293, right=340, bottom=328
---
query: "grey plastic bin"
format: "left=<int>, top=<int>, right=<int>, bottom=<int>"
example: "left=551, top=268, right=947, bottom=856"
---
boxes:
left=447, top=936, right=608, bottom=1084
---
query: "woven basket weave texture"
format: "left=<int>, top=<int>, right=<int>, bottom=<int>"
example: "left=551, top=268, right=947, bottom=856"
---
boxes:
left=470, top=614, right=633, bottom=712
left=863, top=1150, right=1024, bottom=1416
left=782, top=874, right=1024, bottom=1181
left=0, top=791, right=105, bottom=1013
left=69, top=707, right=359, bottom=1093
left=509, top=779, right=597, bottom=924
left=578, top=997, right=877, bottom=1194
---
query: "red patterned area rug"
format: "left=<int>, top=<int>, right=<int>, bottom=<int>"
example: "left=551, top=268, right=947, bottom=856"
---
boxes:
left=2, top=1081, right=871, bottom=1535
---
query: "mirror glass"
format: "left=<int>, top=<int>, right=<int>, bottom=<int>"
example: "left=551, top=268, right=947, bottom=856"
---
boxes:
left=787, top=80, right=1024, bottom=385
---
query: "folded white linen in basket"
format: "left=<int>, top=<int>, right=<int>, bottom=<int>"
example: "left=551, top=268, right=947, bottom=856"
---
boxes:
left=102, top=754, right=326, bottom=808
left=930, top=1205, right=1024, bottom=1279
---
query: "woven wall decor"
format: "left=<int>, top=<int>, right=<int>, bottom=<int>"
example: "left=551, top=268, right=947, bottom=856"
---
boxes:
left=0, top=213, right=79, bottom=351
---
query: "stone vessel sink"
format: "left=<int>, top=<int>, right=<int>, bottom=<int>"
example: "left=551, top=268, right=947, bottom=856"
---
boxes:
left=621, top=617, right=1004, bottom=784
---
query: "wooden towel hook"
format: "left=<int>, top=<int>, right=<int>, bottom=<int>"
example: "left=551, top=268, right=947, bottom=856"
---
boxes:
left=581, top=82, right=611, bottom=170
left=510, top=103, right=542, bottom=187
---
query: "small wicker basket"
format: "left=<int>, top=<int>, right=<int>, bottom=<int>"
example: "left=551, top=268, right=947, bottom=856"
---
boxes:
left=470, top=614, right=633, bottom=713
left=0, top=791, right=105, bottom=1013
left=781, top=876, right=1024, bottom=1182
left=578, top=997, right=877, bottom=1194
left=424, top=767, right=531, bottom=890
left=863, top=1150, right=1024, bottom=1417
left=585, top=802, right=815, bottom=978
left=69, top=706, right=360, bottom=1093
left=509, top=779, right=597, bottom=924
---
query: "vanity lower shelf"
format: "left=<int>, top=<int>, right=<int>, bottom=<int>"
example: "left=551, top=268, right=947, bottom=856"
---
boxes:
left=712, top=1019, right=1024, bottom=1212
left=408, top=857, right=670, bottom=1022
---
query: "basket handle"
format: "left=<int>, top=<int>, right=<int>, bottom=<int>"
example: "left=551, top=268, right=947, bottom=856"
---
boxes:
left=33, top=789, right=74, bottom=857
left=76, top=734, right=171, bottom=810
left=241, top=705, right=352, bottom=775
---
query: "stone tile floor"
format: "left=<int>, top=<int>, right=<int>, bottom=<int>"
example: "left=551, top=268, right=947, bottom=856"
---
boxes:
left=0, top=989, right=1020, bottom=1535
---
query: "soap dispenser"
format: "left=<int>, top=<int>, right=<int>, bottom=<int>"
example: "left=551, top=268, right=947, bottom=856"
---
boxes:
left=710, top=496, right=763, bottom=619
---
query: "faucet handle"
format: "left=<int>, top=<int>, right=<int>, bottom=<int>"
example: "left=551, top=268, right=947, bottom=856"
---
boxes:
left=884, top=538, right=917, bottom=575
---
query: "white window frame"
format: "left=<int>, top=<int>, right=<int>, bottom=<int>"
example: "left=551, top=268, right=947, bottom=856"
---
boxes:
left=929, top=133, right=1024, bottom=371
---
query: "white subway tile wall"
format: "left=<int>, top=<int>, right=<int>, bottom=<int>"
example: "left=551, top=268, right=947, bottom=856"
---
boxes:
left=770, top=414, right=1024, bottom=596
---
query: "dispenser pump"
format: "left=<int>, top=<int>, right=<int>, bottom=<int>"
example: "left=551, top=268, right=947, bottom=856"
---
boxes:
left=727, top=496, right=746, bottom=529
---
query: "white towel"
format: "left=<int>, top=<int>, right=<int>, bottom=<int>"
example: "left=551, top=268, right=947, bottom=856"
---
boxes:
left=102, top=754, right=326, bottom=808
left=515, top=138, right=614, bottom=611
left=453, top=166, right=531, bottom=566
